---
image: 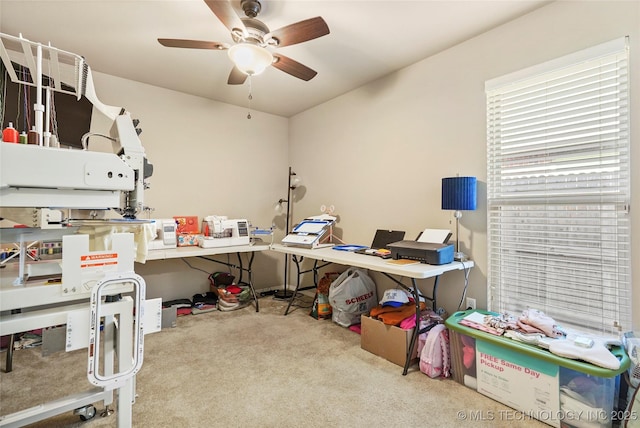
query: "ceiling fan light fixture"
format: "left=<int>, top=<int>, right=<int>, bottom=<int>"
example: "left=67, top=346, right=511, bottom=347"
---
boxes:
left=228, top=43, right=273, bottom=76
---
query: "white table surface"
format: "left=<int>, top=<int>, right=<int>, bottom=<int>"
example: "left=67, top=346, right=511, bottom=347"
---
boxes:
left=144, top=243, right=270, bottom=261
left=270, top=244, right=474, bottom=278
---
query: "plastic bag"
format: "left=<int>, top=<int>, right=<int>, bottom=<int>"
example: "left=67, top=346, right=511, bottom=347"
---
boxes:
left=328, top=268, right=377, bottom=327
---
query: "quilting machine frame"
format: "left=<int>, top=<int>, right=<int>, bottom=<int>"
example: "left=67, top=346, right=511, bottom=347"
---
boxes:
left=0, top=32, right=156, bottom=426
left=0, top=231, right=154, bottom=427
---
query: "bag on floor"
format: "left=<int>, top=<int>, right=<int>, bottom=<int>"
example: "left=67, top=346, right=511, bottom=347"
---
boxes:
left=310, top=272, right=340, bottom=320
left=209, top=272, right=235, bottom=288
left=328, top=268, right=376, bottom=327
left=419, top=323, right=451, bottom=378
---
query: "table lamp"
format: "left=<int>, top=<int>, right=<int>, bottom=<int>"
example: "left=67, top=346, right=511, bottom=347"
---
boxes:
left=441, top=176, right=477, bottom=261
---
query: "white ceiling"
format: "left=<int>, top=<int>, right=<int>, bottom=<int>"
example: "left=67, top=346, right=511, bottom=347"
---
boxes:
left=0, top=0, right=551, bottom=117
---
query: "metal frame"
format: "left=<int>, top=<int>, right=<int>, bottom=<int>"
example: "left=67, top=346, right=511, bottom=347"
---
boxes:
left=0, top=282, right=142, bottom=427
left=145, top=244, right=270, bottom=313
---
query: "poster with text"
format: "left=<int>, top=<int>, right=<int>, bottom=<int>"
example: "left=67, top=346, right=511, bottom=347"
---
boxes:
left=476, top=341, right=560, bottom=427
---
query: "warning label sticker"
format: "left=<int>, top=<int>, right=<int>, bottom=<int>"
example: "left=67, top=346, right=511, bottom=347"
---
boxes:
left=80, top=253, right=118, bottom=269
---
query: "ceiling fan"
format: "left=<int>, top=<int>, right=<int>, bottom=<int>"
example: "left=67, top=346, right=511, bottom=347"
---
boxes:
left=158, top=0, right=330, bottom=85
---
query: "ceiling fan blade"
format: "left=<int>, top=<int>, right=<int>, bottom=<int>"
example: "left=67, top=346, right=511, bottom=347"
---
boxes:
left=268, top=17, right=330, bottom=47
left=272, top=54, right=317, bottom=81
left=204, top=0, right=246, bottom=33
left=228, top=66, right=248, bottom=85
left=158, top=38, right=229, bottom=50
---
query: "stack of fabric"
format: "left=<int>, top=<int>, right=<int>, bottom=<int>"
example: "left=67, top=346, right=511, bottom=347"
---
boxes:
left=209, top=271, right=252, bottom=312
left=191, top=292, right=218, bottom=314
left=369, top=289, right=426, bottom=327
left=215, top=284, right=252, bottom=312
left=461, top=309, right=565, bottom=338
left=463, top=309, right=623, bottom=370
left=162, top=299, right=194, bottom=316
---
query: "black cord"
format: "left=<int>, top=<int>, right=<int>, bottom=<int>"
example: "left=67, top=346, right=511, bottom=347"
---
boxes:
left=180, top=257, right=210, bottom=275
left=418, top=321, right=439, bottom=335
left=289, top=293, right=314, bottom=309
left=180, top=254, right=235, bottom=277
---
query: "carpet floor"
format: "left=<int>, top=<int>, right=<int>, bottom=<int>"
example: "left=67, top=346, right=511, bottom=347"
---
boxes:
left=1, top=295, right=547, bottom=427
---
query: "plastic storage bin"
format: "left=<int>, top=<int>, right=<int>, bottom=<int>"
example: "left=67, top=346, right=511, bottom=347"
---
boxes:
left=446, top=310, right=630, bottom=428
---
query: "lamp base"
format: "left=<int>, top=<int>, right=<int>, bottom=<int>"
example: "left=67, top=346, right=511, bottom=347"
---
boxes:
left=273, top=289, right=295, bottom=300
left=454, top=251, right=470, bottom=262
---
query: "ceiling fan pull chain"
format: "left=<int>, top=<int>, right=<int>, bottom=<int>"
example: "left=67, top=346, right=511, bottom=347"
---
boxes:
left=247, top=76, right=253, bottom=119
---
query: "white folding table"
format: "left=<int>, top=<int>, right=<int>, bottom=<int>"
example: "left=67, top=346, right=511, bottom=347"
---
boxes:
left=270, top=244, right=474, bottom=375
left=145, top=243, right=270, bottom=312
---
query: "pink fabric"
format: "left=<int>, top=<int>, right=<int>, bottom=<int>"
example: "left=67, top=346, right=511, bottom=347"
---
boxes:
left=459, top=319, right=502, bottom=336
left=518, top=309, right=564, bottom=338
left=348, top=324, right=362, bottom=334
left=419, top=324, right=451, bottom=378
left=460, top=334, right=475, bottom=369
left=399, top=314, right=417, bottom=330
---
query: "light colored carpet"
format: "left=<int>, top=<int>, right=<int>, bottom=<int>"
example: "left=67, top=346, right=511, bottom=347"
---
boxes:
left=1, top=296, right=547, bottom=427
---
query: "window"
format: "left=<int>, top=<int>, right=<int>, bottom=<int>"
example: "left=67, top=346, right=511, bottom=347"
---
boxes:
left=485, top=37, right=631, bottom=335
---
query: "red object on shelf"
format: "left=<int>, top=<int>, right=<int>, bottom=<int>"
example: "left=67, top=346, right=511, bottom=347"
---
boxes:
left=2, top=122, right=19, bottom=143
left=173, top=216, right=199, bottom=234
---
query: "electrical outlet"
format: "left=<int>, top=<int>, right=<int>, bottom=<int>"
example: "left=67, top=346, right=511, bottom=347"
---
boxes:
left=466, top=297, right=477, bottom=310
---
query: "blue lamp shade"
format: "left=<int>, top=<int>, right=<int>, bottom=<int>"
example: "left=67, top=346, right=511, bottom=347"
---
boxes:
left=441, top=177, right=477, bottom=211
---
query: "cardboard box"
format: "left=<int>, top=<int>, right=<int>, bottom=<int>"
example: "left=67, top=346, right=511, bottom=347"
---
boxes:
left=173, top=216, right=199, bottom=234
left=360, top=314, right=418, bottom=367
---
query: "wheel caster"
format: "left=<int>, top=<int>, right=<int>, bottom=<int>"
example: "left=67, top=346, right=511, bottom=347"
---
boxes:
left=74, top=404, right=96, bottom=421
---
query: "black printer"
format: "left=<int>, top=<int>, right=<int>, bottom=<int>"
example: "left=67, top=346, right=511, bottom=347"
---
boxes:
left=387, top=240, right=454, bottom=265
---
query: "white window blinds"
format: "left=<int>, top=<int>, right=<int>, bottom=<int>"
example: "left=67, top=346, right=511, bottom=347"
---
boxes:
left=485, top=37, right=631, bottom=335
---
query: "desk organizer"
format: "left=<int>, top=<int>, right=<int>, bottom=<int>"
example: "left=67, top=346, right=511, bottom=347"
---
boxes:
left=446, top=310, right=630, bottom=428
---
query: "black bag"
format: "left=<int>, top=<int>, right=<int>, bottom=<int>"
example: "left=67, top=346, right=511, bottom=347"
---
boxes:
left=208, top=272, right=235, bottom=287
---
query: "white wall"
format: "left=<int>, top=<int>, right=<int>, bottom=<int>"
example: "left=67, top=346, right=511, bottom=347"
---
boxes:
left=88, top=73, right=289, bottom=301
left=18, top=1, right=635, bottom=330
left=289, top=0, right=640, bottom=330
